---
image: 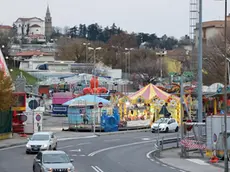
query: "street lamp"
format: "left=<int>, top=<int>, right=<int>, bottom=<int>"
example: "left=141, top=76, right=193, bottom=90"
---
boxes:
left=197, top=0, right=203, bottom=138
left=88, top=46, right=102, bottom=134
left=83, top=43, right=90, bottom=63
left=223, top=0, right=228, bottom=171
left=214, top=0, right=228, bottom=170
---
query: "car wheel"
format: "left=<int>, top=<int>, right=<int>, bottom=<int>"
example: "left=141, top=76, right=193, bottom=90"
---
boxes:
left=26, top=151, right=29, bottom=154
left=33, top=165, right=35, bottom=172
left=151, top=130, right=155, bottom=133
left=53, top=143, right=57, bottom=150
left=49, top=145, right=52, bottom=150
left=175, top=127, right=179, bottom=132
left=165, top=127, right=169, bottom=133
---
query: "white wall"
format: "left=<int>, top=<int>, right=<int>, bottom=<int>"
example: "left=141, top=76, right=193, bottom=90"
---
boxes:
left=15, top=18, right=45, bottom=35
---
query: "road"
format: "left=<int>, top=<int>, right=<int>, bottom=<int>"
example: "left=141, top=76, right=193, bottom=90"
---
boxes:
left=0, top=131, right=180, bottom=172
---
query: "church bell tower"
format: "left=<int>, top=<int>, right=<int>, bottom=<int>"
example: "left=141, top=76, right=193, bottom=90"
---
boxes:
left=45, top=5, right=52, bottom=41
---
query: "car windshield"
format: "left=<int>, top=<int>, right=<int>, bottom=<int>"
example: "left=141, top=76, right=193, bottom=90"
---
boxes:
left=31, top=134, right=49, bottom=141
left=43, top=153, right=70, bottom=163
left=155, top=118, right=168, bottom=124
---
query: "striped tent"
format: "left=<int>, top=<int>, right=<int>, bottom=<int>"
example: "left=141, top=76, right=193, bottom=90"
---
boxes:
left=128, top=84, right=179, bottom=103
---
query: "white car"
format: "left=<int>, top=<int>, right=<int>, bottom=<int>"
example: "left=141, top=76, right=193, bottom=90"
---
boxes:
left=26, top=132, right=58, bottom=154
left=151, top=118, right=179, bottom=133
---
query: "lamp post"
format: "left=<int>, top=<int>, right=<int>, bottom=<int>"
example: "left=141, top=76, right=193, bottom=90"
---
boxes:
left=223, top=0, right=228, bottom=171
left=88, top=47, right=102, bottom=134
left=124, top=48, right=133, bottom=95
left=197, top=0, right=203, bottom=137
left=83, top=43, right=90, bottom=63
left=215, top=0, right=228, bottom=170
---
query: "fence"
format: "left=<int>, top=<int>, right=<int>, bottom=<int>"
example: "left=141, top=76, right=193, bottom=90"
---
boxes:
left=0, top=111, right=12, bottom=134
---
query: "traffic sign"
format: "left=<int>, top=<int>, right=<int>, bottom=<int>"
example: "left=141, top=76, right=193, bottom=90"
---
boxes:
left=98, top=102, right=103, bottom=108
left=28, top=100, right=39, bottom=110
left=213, top=133, right=217, bottom=142
left=20, top=115, right=27, bottom=122
left=35, top=114, right=41, bottom=121
left=186, top=119, right=193, bottom=131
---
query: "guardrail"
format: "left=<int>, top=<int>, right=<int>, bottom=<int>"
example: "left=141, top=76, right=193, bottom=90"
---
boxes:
left=154, top=135, right=197, bottom=157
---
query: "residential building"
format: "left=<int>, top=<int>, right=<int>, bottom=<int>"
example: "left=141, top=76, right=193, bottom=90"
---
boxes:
left=0, top=25, right=12, bottom=34
left=194, top=14, right=230, bottom=47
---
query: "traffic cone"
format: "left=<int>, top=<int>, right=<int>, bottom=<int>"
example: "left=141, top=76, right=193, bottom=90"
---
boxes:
left=209, top=155, right=219, bottom=163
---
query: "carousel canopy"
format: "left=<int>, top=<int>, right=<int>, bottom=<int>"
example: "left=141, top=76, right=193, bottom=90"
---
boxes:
left=63, top=94, right=110, bottom=106
left=128, top=83, right=179, bottom=102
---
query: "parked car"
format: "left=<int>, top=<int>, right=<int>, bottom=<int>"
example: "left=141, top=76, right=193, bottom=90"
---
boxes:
left=33, top=151, right=75, bottom=172
left=26, top=132, right=57, bottom=154
left=151, top=118, right=179, bottom=133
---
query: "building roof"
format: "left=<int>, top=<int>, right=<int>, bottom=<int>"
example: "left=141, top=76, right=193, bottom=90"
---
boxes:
left=15, top=17, right=44, bottom=23
left=0, top=25, right=12, bottom=30
left=30, top=24, right=41, bottom=28
left=15, top=51, right=53, bottom=57
left=202, top=20, right=225, bottom=29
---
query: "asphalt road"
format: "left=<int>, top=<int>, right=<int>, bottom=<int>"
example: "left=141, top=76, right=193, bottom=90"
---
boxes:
left=0, top=131, right=179, bottom=172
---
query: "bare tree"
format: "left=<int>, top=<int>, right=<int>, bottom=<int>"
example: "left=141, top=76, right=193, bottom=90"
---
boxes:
left=202, top=31, right=228, bottom=85
left=130, top=50, right=167, bottom=86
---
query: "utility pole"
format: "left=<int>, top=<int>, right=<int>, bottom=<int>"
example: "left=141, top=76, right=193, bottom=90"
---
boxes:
left=197, top=0, right=203, bottom=136
left=223, top=0, right=228, bottom=171
left=180, top=76, right=185, bottom=157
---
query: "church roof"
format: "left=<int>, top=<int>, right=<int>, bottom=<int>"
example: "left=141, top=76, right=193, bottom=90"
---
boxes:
left=15, top=17, right=44, bottom=23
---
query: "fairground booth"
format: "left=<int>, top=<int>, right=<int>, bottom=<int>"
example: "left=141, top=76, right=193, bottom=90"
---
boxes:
left=118, top=84, right=180, bottom=128
left=63, top=95, right=119, bottom=132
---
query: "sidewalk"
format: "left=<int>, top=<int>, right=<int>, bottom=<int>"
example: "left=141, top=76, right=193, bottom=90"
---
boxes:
left=0, top=132, right=96, bottom=149
left=155, top=148, right=225, bottom=172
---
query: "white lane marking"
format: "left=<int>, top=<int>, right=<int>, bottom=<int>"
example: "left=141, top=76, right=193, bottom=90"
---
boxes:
left=162, top=164, right=167, bottom=167
left=0, top=135, right=97, bottom=151
left=156, top=161, right=160, bottom=164
left=91, top=166, right=104, bottom=172
left=79, top=154, right=85, bottom=156
left=170, top=167, right=175, bottom=169
left=186, top=159, right=209, bottom=165
left=88, top=136, right=178, bottom=156
left=70, top=149, right=81, bottom=152
left=58, top=145, right=73, bottom=149
left=88, top=140, right=154, bottom=156
left=142, top=138, right=150, bottom=141
left=72, top=154, right=77, bottom=156
left=95, top=166, right=104, bottom=172
left=179, top=170, right=186, bottom=172
left=146, top=150, right=155, bottom=159
left=76, top=142, right=91, bottom=146
left=104, top=139, right=120, bottom=142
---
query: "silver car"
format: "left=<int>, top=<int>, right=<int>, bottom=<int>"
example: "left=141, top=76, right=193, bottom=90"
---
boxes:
left=26, top=132, right=58, bottom=154
left=33, top=151, right=75, bottom=172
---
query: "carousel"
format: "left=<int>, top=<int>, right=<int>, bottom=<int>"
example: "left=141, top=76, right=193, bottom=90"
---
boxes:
left=118, top=84, right=181, bottom=128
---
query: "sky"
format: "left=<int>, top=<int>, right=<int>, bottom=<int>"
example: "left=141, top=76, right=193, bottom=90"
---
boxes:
left=0, top=0, right=228, bottom=39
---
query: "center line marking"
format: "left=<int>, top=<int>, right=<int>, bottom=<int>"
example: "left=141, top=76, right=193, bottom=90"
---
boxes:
left=104, top=139, right=120, bottom=142
left=58, top=145, right=73, bottom=149
left=77, top=142, right=91, bottom=146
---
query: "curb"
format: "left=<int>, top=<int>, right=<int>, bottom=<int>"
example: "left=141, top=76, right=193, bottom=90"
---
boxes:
left=150, top=146, right=225, bottom=171
left=95, top=129, right=150, bottom=136
left=150, top=147, right=190, bottom=172
left=0, top=135, right=98, bottom=150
